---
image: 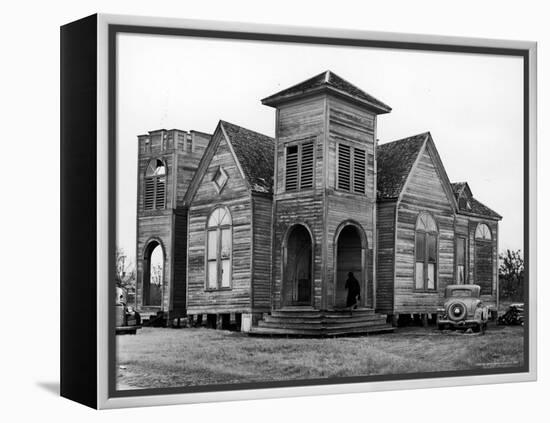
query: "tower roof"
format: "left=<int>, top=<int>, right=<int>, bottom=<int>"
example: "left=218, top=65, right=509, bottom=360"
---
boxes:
left=261, top=70, right=392, bottom=114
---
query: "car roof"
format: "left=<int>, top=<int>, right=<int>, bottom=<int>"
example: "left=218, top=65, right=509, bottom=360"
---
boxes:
left=446, top=284, right=480, bottom=290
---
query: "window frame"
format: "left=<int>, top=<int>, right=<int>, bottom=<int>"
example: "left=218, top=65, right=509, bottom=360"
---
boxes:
left=144, top=158, right=167, bottom=211
left=336, top=141, right=367, bottom=195
left=475, top=223, right=492, bottom=241
left=455, top=236, right=468, bottom=284
left=414, top=212, right=439, bottom=292
left=474, top=222, right=494, bottom=296
left=283, top=138, right=316, bottom=192
left=205, top=206, right=233, bottom=291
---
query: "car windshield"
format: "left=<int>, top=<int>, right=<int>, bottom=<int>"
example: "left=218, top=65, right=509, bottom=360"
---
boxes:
left=450, top=289, right=474, bottom=297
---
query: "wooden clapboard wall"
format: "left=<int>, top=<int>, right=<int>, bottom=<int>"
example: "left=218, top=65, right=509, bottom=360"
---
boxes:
left=272, top=96, right=326, bottom=310
left=394, top=144, right=455, bottom=314
left=251, top=193, right=273, bottom=311
left=135, top=129, right=209, bottom=320
left=187, top=132, right=254, bottom=314
left=376, top=201, right=396, bottom=314
left=468, top=218, right=499, bottom=308
left=324, top=96, right=376, bottom=309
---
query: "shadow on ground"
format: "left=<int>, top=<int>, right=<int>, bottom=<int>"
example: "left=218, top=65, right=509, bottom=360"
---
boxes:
left=36, top=381, right=60, bottom=396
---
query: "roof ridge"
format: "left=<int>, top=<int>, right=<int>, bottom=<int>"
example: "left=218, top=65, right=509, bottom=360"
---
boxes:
left=261, top=71, right=391, bottom=113
left=379, top=131, right=431, bottom=147
left=219, top=120, right=275, bottom=195
left=219, top=120, right=274, bottom=140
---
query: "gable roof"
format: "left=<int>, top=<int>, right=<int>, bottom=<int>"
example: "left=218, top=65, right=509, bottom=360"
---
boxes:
left=451, top=181, right=470, bottom=198
left=261, top=70, right=392, bottom=114
left=451, top=182, right=502, bottom=219
left=219, top=121, right=275, bottom=194
left=376, top=132, right=428, bottom=200
left=376, top=133, right=501, bottom=220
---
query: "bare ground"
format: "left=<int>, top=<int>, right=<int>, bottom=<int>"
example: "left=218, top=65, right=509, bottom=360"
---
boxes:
left=116, top=324, right=524, bottom=390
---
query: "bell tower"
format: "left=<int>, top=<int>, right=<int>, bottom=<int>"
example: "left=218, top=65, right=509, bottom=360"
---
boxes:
left=262, top=71, right=391, bottom=311
left=135, top=129, right=210, bottom=322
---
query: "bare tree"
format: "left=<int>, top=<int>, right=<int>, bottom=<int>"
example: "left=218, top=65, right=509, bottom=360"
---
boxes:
left=115, top=248, right=136, bottom=290
left=499, top=249, right=524, bottom=301
left=150, top=263, right=163, bottom=286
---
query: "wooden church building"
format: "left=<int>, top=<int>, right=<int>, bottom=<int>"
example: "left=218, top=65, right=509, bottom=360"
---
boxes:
left=134, top=71, right=501, bottom=334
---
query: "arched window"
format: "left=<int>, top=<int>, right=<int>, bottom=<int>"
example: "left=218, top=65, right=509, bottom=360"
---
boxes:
left=415, top=213, right=438, bottom=290
left=144, top=159, right=166, bottom=210
left=206, top=207, right=232, bottom=289
left=475, top=223, right=492, bottom=240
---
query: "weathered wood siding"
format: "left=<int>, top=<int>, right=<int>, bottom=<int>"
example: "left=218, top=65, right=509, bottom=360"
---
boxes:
left=251, top=193, right=273, bottom=311
left=135, top=212, right=173, bottom=313
left=453, top=214, right=470, bottom=284
left=135, top=129, right=209, bottom=319
left=325, top=195, right=374, bottom=308
left=171, top=208, right=188, bottom=316
left=468, top=218, right=498, bottom=307
left=325, top=96, right=376, bottom=309
left=272, top=94, right=379, bottom=310
left=174, top=131, right=211, bottom=207
left=394, top=146, right=455, bottom=314
left=187, top=134, right=253, bottom=314
left=453, top=214, right=498, bottom=307
left=135, top=132, right=176, bottom=315
left=272, top=96, right=326, bottom=309
left=376, top=201, right=396, bottom=314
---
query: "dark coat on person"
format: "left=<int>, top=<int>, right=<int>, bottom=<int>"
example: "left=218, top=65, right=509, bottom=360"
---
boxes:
left=345, top=273, right=361, bottom=307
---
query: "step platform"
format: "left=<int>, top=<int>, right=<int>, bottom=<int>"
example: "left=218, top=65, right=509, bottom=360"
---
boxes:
left=249, top=307, right=394, bottom=337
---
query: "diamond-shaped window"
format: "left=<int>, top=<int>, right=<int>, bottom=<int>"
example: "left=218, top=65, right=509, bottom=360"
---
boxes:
left=213, top=167, right=229, bottom=192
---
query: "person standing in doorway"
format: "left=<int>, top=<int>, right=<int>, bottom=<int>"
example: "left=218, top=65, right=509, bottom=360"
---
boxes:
left=345, top=272, right=360, bottom=311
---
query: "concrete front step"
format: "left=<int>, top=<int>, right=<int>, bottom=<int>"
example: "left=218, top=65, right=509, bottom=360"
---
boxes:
left=258, top=319, right=388, bottom=331
left=262, top=314, right=386, bottom=325
left=249, top=324, right=394, bottom=337
left=250, top=308, right=393, bottom=337
left=270, top=308, right=375, bottom=319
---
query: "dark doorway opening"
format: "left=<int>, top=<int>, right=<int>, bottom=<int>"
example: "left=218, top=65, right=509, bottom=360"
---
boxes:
left=284, top=225, right=313, bottom=306
left=335, top=225, right=363, bottom=308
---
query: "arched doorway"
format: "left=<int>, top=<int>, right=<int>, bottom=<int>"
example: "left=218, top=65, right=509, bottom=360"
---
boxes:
left=283, top=225, right=313, bottom=306
left=143, top=241, right=164, bottom=306
left=335, top=224, right=365, bottom=309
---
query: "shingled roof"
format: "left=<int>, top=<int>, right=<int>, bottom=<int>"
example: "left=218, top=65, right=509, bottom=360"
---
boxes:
left=261, top=71, right=392, bottom=114
left=451, top=182, right=502, bottom=219
left=376, top=133, right=429, bottom=199
left=220, top=121, right=275, bottom=194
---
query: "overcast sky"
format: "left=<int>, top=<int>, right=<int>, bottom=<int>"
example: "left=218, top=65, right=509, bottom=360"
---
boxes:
left=117, top=32, right=524, bottom=267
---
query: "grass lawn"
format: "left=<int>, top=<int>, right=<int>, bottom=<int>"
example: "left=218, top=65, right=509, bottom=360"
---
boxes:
left=116, top=324, right=524, bottom=390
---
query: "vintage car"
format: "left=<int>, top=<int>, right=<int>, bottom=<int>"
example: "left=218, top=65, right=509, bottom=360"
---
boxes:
left=437, top=284, right=490, bottom=333
left=116, top=286, right=141, bottom=335
left=497, top=303, right=524, bottom=325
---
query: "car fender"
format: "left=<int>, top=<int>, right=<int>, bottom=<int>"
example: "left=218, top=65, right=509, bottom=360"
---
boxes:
left=474, top=306, right=489, bottom=322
